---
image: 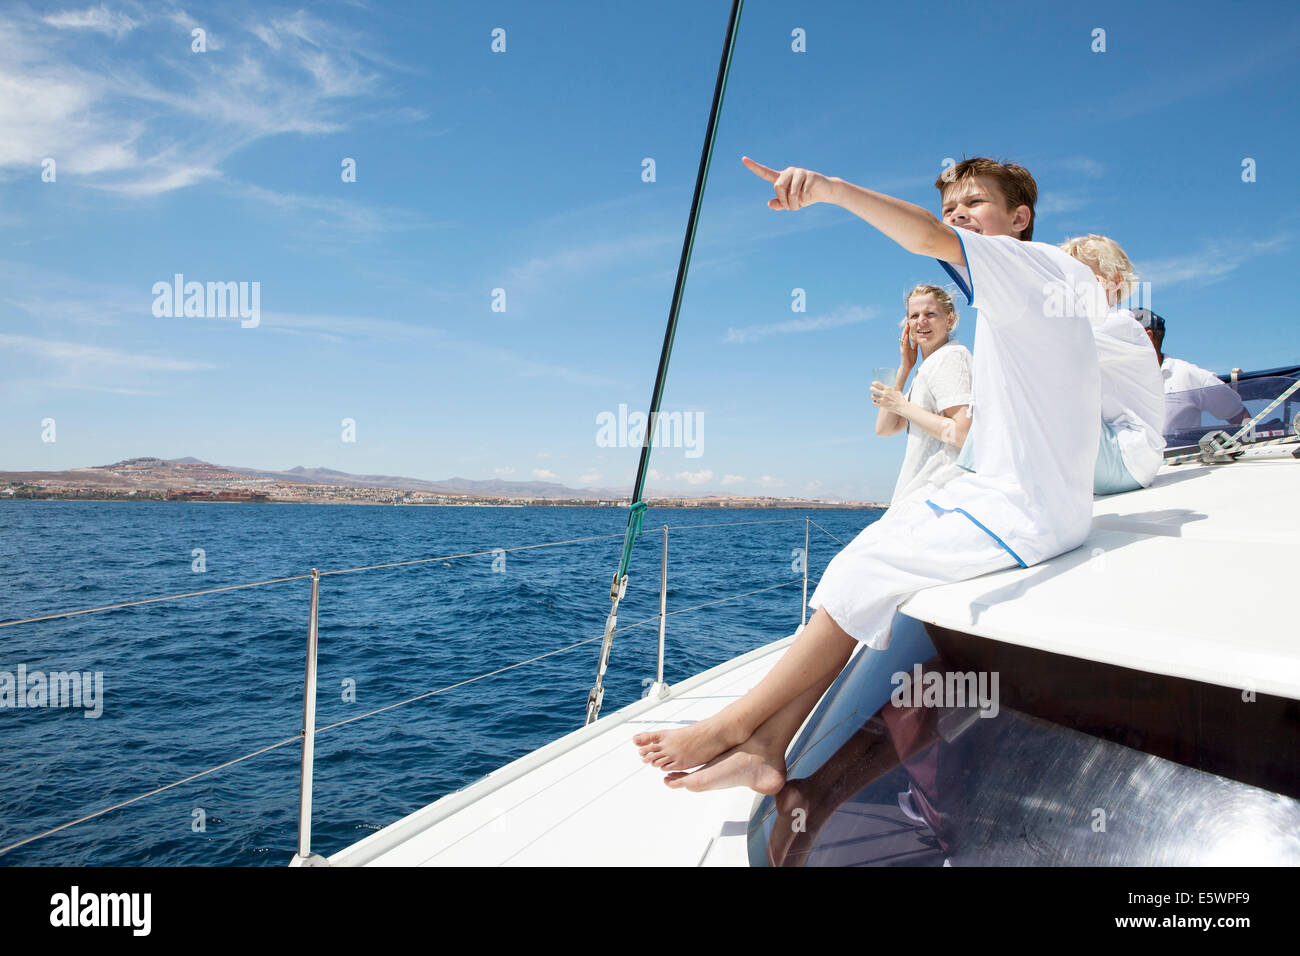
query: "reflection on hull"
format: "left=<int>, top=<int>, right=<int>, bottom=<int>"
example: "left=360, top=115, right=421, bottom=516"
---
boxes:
left=749, top=615, right=1300, bottom=866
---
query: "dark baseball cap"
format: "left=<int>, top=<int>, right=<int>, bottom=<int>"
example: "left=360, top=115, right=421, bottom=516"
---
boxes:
left=1132, top=308, right=1165, bottom=332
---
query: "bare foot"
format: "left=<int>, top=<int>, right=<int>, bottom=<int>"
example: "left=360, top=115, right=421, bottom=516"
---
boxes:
left=661, top=734, right=787, bottom=794
left=633, top=714, right=747, bottom=772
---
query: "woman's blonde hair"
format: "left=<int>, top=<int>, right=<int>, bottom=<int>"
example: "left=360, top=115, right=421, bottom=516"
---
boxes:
left=901, top=284, right=960, bottom=335
left=1059, top=234, right=1139, bottom=301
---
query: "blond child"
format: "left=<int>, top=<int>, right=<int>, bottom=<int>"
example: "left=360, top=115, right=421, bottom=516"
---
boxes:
left=1060, top=234, right=1166, bottom=492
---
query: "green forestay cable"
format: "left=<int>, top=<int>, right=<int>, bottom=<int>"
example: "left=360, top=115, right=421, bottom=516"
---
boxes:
left=585, top=0, right=745, bottom=726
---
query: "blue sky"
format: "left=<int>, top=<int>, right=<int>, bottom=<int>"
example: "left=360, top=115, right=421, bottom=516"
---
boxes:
left=2, top=0, right=1296, bottom=501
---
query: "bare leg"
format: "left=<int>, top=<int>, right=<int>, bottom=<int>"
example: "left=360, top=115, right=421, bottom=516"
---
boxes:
left=662, top=670, right=838, bottom=793
left=633, top=606, right=858, bottom=771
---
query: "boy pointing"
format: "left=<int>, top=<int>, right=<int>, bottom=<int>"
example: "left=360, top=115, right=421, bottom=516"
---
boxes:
left=632, top=157, right=1101, bottom=793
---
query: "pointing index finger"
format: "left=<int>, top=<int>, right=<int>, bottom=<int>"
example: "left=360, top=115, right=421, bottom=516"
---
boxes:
left=742, top=156, right=778, bottom=182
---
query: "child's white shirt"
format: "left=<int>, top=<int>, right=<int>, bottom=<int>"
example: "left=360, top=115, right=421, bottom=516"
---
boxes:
left=1093, top=306, right=1166, bottom=487
left=928, top=229, right=1102, bottom=567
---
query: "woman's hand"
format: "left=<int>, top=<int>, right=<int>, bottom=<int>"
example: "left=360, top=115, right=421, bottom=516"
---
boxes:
left=871, top=381, right=906, bottom=412
left=899, top=324, right=918, bottom=373
left=742, top=156, right=836, bottom=211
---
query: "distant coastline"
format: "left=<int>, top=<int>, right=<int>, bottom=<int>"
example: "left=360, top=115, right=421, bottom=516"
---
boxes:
left=1, top=495, right=881, bottom=509
left=1, top=457, right=886, bottom=510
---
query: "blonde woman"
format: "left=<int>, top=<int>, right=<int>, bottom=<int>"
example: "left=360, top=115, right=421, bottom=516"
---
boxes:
left=871, top=285, right=972, bottom=504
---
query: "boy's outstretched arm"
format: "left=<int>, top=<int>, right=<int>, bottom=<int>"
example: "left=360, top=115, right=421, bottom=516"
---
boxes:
left=742, top=156, right=964, bottom=266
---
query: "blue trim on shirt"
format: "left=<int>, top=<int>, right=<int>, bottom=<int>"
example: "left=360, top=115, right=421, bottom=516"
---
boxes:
left=936, top=226, right=973, bottom=305
left=924, top=498, right=1028, bottom=568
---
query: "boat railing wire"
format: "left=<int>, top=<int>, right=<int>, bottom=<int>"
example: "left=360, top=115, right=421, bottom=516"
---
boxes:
left=0, top=514, right=855, bottom=859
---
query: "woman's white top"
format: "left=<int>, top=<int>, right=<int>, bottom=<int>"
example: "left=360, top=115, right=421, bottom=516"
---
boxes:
left=1093, top=307, right=1166, bottom=487
left=890, top=342, right=972, bottom=504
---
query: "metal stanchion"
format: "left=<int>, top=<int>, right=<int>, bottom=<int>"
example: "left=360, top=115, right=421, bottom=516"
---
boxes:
left=646, top=527, right=671, bottom=701
left=289, top=568, right=327, bottom=867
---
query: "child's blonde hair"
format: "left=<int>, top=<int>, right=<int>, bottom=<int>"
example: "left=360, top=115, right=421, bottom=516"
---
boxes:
left=1059, top=234, right=1139, bottom=301
left=901, top=284, right=960, bottom=335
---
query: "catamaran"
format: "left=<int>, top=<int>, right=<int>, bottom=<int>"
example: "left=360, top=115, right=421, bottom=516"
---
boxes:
left=318, top=364, right=1300, bottom=866
left=312, top=0, right=1300, bottom=867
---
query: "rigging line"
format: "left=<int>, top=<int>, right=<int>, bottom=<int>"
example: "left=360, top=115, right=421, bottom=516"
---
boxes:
left=656, top=516, right=799, bottom=532
left=0, top=517, right=801, bottom=629
left=0, top=623, right=641, bottom=858
left=318, top=531, right=627, bottom=577
left=1227, top=376, right=1300, bottom=442
left=807, top=518, right=848, bottom=546
left=627, top=0, right=744, bottom=513
left=318, top=578, right=801, bottom=736
left=588, top=0, right=745, bottom=727
left=0, top=733, right=302, bottom=858
left=323, top=517, right=807, bottom=576
left=0, top=531, right=629, bottom=629
left=0, top=574, right=312, bottom=629
left=0, top=574, right=803, bottom=857
left=0, top=604, right=704, bottom=857
left=663, top=577, right=802, bottom=617
left=316, top=624, right=649, bottom=735
left=615, top=0, right=746, bottom=581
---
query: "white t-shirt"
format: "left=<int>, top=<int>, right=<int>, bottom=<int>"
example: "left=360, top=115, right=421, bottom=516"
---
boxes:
left=891, top=342, right=972, bottom=504
left=1094, top=307, right=1166, bottom=486
left=927, top=229, right=1102, bottom=568
left=1162, top=356, right=1246, bottom=432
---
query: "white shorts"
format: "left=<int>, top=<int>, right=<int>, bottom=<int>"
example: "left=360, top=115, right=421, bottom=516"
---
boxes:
left=808, top=491, right=1019, bottom=649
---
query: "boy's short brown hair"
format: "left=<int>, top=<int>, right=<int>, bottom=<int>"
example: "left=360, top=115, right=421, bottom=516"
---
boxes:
left=934, top=157, right=1038, bottom=241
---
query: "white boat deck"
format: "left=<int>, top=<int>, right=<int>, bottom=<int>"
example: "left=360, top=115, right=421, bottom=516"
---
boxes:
left=329, top=454, right=1299, bottom=867
left=328, top=635, right=795, bottom=866
left=900, top=458, right=1300, bottom=701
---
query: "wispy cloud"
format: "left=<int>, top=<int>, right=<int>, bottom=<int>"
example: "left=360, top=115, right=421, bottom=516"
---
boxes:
left=231, top=182, right=431, bottom=241
left=0, top=333, right=215, bottom=371
left=1100, top=24, right=1300, bottom=122
left=1, top=259, right=149, bottom=327
left=1036, top=193, right=1089, bottom=216
left=1136, top=234, right=1290, bottom=288
left=261, top=311, right=615, bottom=387
left=1, top=2, right=415, bottom=195
left=506, top=231, right=675, bottom=290
left=166, top=8, right=224, bottom=50
left=43, top=4, right=137, bottom=38
left=241, top=310, right=443, bottom=341
left=724, top=304, right=876, bottom=344
left=1055, top=157, right=1105, bottom=178
left=647, top=468, right=713, bottom=486
left=0, top=332, right=215, bottom=395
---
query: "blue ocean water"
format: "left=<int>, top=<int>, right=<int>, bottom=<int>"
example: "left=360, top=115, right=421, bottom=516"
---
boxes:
left=0, top=501, right=879, bottom=866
